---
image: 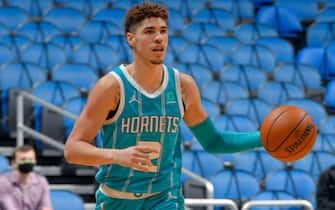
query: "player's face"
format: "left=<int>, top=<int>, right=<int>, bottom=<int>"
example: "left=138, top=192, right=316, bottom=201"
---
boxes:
left=128, top=17, right=168, bottom=65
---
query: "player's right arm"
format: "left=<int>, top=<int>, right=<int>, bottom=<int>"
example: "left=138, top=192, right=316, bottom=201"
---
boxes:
left=64, top=74, right=158, bottom=170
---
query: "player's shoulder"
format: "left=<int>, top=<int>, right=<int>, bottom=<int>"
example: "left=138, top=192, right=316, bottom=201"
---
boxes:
left=95, top=71, right=120, bottom=92
left=177, top=71, right=198, bottom=90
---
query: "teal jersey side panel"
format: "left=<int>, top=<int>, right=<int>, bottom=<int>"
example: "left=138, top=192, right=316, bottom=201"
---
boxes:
left=95, top=65, right=183, bottom=193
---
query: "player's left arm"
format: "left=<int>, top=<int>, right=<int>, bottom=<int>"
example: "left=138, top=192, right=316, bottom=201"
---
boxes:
left=180, top=73, right=262, bottom=154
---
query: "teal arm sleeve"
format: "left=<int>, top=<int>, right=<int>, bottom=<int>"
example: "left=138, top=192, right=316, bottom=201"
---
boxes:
left=189, top=118, right=262, bottom=154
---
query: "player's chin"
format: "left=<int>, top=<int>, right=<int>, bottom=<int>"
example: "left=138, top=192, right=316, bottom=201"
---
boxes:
left=150, top=59, right=164, bottom=65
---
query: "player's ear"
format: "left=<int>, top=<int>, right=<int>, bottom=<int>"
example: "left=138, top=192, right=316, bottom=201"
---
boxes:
left=126, top=32, right=135, bottom=49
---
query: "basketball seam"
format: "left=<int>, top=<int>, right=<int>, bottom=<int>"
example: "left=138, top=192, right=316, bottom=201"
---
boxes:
left=265, top=109, right=289, bottom=150
left=267, top=113, right=308, bottom=152
left=274, top=119, right=316, bottom=160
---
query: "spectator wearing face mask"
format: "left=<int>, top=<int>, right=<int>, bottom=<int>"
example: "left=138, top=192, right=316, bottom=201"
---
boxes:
left=0, top=145, right=52, bottom=210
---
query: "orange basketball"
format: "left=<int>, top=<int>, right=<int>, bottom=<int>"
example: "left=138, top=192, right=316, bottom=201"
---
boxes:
left=260, top=105, right=317, bottom=162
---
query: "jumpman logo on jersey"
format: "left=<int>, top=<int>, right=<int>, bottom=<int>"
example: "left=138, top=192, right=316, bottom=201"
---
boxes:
left=129, top=92, right=140, bottom=104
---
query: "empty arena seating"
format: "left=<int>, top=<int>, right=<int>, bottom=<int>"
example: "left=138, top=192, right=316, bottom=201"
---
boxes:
left=0, top=0, right=334, bottom=209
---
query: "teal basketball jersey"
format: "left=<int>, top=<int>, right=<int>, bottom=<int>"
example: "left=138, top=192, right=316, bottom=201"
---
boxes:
left=95, top=64, right=184, bottom=194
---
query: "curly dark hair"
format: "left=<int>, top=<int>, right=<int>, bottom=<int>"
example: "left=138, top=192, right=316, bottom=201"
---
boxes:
left=124, top=2, right=168, bottom=34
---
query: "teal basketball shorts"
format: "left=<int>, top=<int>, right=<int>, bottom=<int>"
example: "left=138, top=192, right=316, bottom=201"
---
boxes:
left=95, top=186, right=185, bottom=210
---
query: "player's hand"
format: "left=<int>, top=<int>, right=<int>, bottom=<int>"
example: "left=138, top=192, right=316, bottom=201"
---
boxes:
left=113, top=146, right=160, bottom=172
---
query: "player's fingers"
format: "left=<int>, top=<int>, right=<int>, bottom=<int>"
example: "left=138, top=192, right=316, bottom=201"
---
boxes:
left=131, top=161, right=150, bottom=172
left=133, top=151, right=150, bottom=159
left=135, top=146, right=160, bottom=154
left=131, top=157, right=152, bottom=166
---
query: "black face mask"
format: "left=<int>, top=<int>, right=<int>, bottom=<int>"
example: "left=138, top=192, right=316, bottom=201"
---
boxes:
left=17, top=162, right=34, bottom=174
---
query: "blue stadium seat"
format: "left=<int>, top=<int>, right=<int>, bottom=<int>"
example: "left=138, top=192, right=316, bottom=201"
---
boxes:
left=320, top=116, right=335, bottom=135
left=314, top=133, right=335, bottom=153
left=0, top=44, right=15, bottom=64
left=32, top=81, right=80, bottom=110
left=192, top=8, right=235, bottom=33
left=276, top=0, right=318, bottom=21
left=50, top=190, right=85, bottom=210
left=63, top=97, right=87, bottom=138
left=164, top=48, right=174, bottom=66
left=106, top=35, right=132, bottom=64
left=188, top=63, right=213, bottom=89
left=218, top=82, right=250, bottom=105
left=0, top=7, right=29, bottom=31
left=17, top=20, right=62, bottom=43
left=206, top=0, right=254, bottom=21
left=80, top=21, right=122, bottom=44
left=214, top=115, right=258, bottom=132
left=326, top=41, right=335, bottom=79
left=307, top=22, right=335, bottom=47
left=265, top=168, right=315, bottom=200
left=184, top=0, right=204, bottom=17
left=251, top=191, right=299, bottom=210
left=292, top=151, right=335, bottom=180
left=179, top=43, right=225, bottom=72
left=233, top=151, right=265, bottom=180
left=49, top=34, right=82, bottom=61
left=31, top=81, right=80, bottom=147
left=0, top=23, right=9, bottom=38
left=202, top=99, right=220, bottom=119
left=22, top=43, right=67, bottom=71
left=182, top=151, right=222, bottom=182
left=52, top=64, right=98, bottom=90
left=180, top=121, right=194, bottom=143
left=62, top=0, right=107, bottom=17
left=253, top=0, right=274, bottom=8
left=72, top=43, right=120, bottom=74
left=325, top=80, right=335, bottom=111
left=225, top=98, right=273, bottom=127
left=8, top=0, right=54, bottom=17
left=173, top=63, right=191, bottom=75
left=93, top=8, right=126, bottom=29
left=220, top=64, right=267, bottom=93
left=256, top=37, right=294, bottom=63
left=211, top=169, right=260, bottom=204
left=273, top=63, right=323, bottom=93
left=45, top=8, right=86, bottom=33
left=0, top=63, right=47, bottom=91
left=235, top=23, right=278, bottom=44
left=0, top=63, right=47, bottom=130
left=182, top=22, right=226, bottom=44
left=204, top=36, right=240, bottom=63
left=296, top=47, right=327, bottom=79
left=169, top=36, right=189, bottom=62
left=167, top=9, right=185, bottom=36
left=232, top=43, right=276, bottom=73
left=256, top=6, right=303, bottom=38
left=297, top=43, right=335, bottom=80
left=0, top=34, right=31, bottom=60
left=318, top=0, right=335, bottom=8
left=286, top=98, right=327, bottom=127
left=316, top=7, right=335, bottom=22
left=201, top=80, right=223, bottom=104
left=257, top=81, right=305, bottom=106
left=0, top=155, right=9, bottom=173
left=163, top=0, right=182, bottom=11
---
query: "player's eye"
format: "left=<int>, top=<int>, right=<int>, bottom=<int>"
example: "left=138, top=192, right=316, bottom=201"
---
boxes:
left=144, top=30, right=154, bottom=34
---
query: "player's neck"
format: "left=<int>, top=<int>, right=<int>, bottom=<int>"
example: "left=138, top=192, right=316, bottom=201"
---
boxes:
left=126, top=61, right=164, bottom=93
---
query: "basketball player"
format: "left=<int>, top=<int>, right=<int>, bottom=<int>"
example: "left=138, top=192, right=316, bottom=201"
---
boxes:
left=64, top=3, right=262, bottom=210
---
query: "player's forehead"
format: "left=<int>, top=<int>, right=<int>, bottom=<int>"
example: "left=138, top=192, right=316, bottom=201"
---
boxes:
left=137, top=17, right=167, bottom=30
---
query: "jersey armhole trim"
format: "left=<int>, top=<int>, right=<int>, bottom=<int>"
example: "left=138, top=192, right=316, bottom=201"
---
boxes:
left=173, top=69, right=184, bottom=117
left=103, top=72, right=125, bottom=125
